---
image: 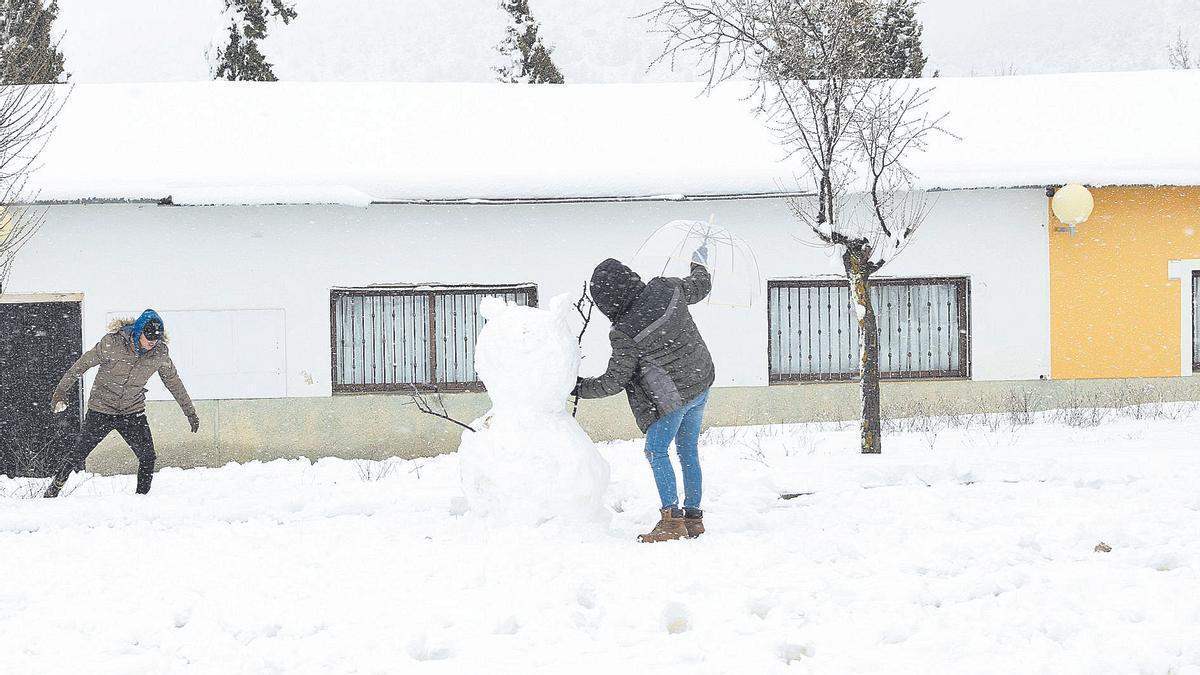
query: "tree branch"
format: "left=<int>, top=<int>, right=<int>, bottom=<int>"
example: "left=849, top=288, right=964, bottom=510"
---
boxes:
left=404, top=384, right=476, bottom=433
left=571, top=282, right=594, bottom=417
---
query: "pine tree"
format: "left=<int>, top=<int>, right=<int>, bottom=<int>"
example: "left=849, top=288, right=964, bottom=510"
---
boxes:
left=871, top=0, right=926, bottom=78
left=211, top=0, right=297, bottom=82
left=495, top=0, right=565, bottom=84
left=0, top=0, right=67, bottom=84
left=1168, top=28, right=1193, bottom=70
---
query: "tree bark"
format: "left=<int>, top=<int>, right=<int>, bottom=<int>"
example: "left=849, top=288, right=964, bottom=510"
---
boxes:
left=845, top=244, right=882, bottom=454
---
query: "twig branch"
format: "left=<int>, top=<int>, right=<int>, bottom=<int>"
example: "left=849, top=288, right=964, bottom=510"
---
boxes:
left=404, top=384, right=476, bottom=432
left=572, top=282, right=595, bottom=417
left=574, top=282, right=595, bottom=343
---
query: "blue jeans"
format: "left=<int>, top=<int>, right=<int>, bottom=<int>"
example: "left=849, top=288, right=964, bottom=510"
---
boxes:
left=643, top=389, right=709, bottom=510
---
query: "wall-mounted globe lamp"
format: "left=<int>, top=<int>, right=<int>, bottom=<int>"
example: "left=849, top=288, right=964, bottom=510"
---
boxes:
left=1047, top=184, right=1095, bottom=236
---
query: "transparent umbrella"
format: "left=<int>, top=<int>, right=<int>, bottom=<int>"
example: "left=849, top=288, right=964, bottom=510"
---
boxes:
left=632, top=219, right=762, bottom=307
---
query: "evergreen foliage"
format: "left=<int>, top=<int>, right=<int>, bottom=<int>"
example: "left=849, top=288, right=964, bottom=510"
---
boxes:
left=872, top=0, right=926, bottom=78
left=495, top=0, right=565, bottom=84
left=212, top=0, right=297, bottom=82
left=0, top=0, right=67, bottom=84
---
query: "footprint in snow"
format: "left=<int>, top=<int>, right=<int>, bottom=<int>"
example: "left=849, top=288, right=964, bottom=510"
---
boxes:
left=406, top=633, right=455, bottom=661
left=663, top=602, right=690, bottom=634
left=493, top=615, right=521, bottom=635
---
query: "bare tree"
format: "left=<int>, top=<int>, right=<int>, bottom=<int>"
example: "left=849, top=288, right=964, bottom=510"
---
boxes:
left=647, top=0, right=947, bottom=453
left=1168, top=28, right=1193, bottom=70
left=0, top=3, right=67, bottom=295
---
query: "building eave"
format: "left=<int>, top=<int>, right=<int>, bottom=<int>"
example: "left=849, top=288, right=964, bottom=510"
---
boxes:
left=21, top=183, right=1200, bottom=208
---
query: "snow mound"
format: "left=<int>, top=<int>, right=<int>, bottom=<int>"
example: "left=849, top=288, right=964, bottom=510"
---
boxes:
left=458, top=295, right=610, bottom=527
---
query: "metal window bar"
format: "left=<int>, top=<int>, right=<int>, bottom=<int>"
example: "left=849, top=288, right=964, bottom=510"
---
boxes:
left=767, top=278, right=970, bottom=382
left=331, top=285, right=536, bottom=393
left=1193, top=272, right=1200, bottom=372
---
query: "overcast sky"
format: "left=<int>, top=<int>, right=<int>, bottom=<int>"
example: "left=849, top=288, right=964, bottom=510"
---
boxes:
left=55, top=0, right=1200, bottom=82
left=918, top=0, right=1200, bottom=76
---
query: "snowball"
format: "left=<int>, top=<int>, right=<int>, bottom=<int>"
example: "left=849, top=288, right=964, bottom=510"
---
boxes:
left=458, top=295, right=611, bottom=527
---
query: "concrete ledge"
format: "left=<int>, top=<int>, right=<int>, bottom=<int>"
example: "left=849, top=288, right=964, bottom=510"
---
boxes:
left=83, top=376, right=1200, bottom=475
left=0, top=292, right=84, bottom=304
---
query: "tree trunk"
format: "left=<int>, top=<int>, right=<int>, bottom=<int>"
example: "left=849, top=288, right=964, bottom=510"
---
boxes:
left=845, top=245, right=882, bottom=454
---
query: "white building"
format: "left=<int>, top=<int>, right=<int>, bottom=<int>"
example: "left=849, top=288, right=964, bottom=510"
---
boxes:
left=3, top=72, right=1198, bottom=472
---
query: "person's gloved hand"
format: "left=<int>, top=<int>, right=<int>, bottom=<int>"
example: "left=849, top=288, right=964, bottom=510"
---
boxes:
left=570, top=377, right=583, bottom=398
left=188, top=413, right=200, bottom=433
left=691, top=243, right=709, bottom=268
left=50, top=397, right=66, bottom=414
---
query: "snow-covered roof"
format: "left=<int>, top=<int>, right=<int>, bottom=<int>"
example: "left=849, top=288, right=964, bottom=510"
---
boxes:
left=29, top=71, right=1200, bottom=206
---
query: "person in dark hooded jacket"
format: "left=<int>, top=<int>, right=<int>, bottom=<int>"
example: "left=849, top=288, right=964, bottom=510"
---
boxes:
left=43, top=309, right=199, bottom=497
left=574, top=246, right=715, bottom=543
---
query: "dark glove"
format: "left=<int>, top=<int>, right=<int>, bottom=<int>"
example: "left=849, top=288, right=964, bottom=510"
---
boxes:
left=570, top=377, right=583, bottom=398
left=188, top=414, right=200, bottom=433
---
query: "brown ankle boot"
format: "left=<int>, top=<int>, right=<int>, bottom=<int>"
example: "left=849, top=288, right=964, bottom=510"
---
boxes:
left=638, top=507, right=688, bottom=543
left=682, top=507, right=704, bottom=539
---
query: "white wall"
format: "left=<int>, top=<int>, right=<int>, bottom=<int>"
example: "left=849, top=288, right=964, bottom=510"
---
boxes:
left=104, top=308, right=286, bottom=400
left=7, top=190, right=1049, bottom=400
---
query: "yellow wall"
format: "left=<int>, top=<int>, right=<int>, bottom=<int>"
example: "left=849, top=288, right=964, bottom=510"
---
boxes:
left=1050, top=187, right=1200, bottom=379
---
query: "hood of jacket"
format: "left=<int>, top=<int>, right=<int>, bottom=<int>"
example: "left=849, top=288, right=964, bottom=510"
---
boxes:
left=589, top=258, right=646, bottom=322
left=111, top=309, right=167, bottom=354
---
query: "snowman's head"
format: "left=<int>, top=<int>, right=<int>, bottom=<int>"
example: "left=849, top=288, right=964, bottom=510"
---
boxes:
left=475, top=294, right=580, bottom=411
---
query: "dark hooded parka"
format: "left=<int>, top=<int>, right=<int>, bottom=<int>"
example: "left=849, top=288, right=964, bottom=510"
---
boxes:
left=576, top=260, right=715, bottom=432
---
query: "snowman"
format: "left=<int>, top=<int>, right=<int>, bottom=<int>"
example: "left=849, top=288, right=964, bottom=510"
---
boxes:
left=457, top=295, right=611, bottom=527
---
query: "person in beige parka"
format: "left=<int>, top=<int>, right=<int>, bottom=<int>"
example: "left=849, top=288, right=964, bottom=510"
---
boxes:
left=43, top=309, right=199, bottom=497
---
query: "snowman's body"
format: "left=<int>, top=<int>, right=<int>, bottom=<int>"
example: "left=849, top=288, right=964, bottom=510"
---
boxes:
left=458, top=295, right=611, bottom=527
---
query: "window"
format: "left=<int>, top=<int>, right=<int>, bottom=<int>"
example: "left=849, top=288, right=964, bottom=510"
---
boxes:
left=768, top=277, right=970, bottom=382
left=1192, top=271, right=1199, bottom=372
left=331, top=284, right=537, bottom=392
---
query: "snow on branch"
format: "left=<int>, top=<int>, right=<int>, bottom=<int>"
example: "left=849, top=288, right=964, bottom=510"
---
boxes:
left=649, top=0, right=948, bottom=455
left=648, top=0, right=947, bottom=268
left=642, top=0, right=768, bottom=90
left=853, top=82, right=950, bottom=258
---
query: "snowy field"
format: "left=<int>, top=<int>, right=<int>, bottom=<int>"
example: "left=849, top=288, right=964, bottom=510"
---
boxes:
left=3, top=406, right=1200, bottom=674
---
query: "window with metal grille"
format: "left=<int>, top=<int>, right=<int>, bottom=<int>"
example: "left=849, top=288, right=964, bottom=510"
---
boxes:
left=768, top=277, right=970, bottom=381
left=331, top=284, right=537, bottom=392
left=1192, top=271, right=1199, bottom=372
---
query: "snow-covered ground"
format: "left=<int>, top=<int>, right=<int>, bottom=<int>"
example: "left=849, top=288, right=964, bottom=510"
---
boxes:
left=3, top=407, right=1200, bottom=674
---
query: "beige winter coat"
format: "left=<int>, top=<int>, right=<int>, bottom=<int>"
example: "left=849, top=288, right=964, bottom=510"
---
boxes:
left=52, top=323, right=197, bottom=420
